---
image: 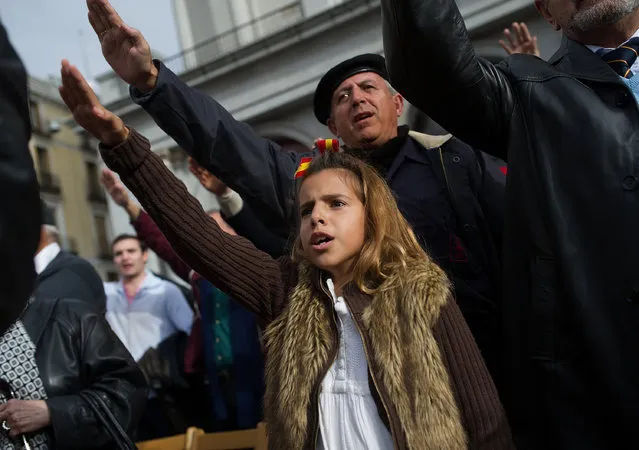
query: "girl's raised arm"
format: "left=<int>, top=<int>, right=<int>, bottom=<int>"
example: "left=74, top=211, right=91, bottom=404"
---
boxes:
left=59, top=60, right=286, bottom=322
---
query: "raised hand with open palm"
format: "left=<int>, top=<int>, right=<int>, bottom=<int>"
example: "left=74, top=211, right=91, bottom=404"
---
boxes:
left=86, top=0, right=158, bottom=92
left=59, top=59, right=128, bottom=146
left=499, top=22, right=541, bottom=57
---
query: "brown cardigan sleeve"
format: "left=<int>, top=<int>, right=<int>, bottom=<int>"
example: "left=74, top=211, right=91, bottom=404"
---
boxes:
left=433, top=298, right=515, bottom=449
left=99, top=128, right=287, bottom=324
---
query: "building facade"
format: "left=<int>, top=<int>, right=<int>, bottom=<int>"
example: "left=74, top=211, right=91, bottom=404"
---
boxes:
left=97, top=0, right=562, bottom=255
left=28, top=76, right=117, bottom=281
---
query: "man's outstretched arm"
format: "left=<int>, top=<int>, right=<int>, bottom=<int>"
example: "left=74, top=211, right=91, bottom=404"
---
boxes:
left=86, top=0, right=309, bottom=236
left=381, top=0, right=517, bottom=158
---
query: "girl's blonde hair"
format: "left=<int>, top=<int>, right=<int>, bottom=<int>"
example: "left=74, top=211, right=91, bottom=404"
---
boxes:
left=291, top=152, right=428, bottom=293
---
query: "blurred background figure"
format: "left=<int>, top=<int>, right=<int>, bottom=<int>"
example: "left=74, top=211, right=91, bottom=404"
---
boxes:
left=103, top=233, right=194, bottom=440
left=34, top=199, right=107, bottom=312
left=0, top=19, right=42, bottom=334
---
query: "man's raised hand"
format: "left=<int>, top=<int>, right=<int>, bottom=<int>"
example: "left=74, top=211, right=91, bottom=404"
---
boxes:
left=101, top=168, right=129, bottom=207
left=100, top=168, right=141, bottom=219
left=499, top=22, right=540, bottom=57
left=86, top=0, right=158, bottom=92
left=59, top=59, right=128, bottom=146
left=188, top=157, right=230, bottom=196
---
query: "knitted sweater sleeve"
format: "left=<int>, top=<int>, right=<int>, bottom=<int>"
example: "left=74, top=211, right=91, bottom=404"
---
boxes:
left=99, top=128, right=286, bottom=323
left=433, top=298, right=515, bottom=449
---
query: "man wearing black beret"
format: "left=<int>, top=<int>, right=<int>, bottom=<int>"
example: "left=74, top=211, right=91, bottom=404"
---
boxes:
left=89, top=1, right=505, bottom=378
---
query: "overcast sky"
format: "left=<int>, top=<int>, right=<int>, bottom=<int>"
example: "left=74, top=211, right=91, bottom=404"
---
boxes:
left=0, top=0, right=180, bottom=84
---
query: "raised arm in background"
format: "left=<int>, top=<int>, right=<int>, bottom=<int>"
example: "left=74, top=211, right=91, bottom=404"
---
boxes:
left=101, top=168, right=193, bottom=282
left=499, top=22, right=541, bottom=57
left=380, top=0, right=516, bottom=158
left=59, top=59, right=286, bottom=324
left=188, top=159, right=289, bottom=258
left=0, top=20, right=42, bottom=334
left=85, top=0, right=311, bottom=237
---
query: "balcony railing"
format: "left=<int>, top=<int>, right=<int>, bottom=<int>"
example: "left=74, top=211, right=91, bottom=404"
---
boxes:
left=39, top=171, right=61, bottom=195
left=162, top=1, right=303, bottom=74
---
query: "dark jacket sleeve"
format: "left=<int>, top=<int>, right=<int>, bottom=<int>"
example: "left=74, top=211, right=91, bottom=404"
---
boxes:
left=100, top=129, right=287, bottom=324
left=433, top=298, right=514, bottom=449
left=381, top=0, right=516, bottom=159
left=225, top=204, right=289, bottom=258
left=130, top=61, right=313, bottom=237
left=132, top=210, right=192, bottom=282
left=0, top=20, right=42, bottom=334
left=45, top=302, right=147, bottom=449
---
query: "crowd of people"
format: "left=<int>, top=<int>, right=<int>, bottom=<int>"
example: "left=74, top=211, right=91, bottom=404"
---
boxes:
left=2, top=0, right=639, bottom=448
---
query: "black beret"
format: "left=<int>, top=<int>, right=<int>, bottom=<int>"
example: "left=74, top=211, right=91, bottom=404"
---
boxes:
left=313, top=53, right=388, bottom=125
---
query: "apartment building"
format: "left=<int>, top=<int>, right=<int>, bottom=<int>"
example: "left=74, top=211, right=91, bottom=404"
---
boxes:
left=29, top=76, right=117, bottom=281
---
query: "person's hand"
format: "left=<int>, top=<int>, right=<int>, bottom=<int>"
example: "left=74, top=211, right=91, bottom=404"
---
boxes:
left=101, top=168, right=129, bottom=207
left=188, top=157, right=230, bottom=196
left=499, top=22, right=540, bottom=57
left=0, top=399, right=51, bottom=437
left=86, top=0, right=158, bottom=92
left=101, top=168, right=141, bottom=219
left=59, top=60, right=129, bottom=147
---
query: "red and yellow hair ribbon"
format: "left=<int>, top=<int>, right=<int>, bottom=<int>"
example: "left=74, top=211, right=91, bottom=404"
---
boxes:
left=294, top=139, right=340, bottom=179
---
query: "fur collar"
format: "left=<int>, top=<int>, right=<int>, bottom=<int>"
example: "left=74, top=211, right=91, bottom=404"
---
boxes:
left=408, top=130, right=452, bottom=149
left=263, top=260, right=467, bottom=449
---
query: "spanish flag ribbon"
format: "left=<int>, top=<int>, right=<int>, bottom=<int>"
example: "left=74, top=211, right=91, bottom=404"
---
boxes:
left=294, top=139, right=340, bottom=179
left=294, top=157, right=313, bottom=179
left=316, top=138, right=340, bottom=155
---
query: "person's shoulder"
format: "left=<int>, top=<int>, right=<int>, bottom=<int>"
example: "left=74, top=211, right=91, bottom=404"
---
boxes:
left=46, top=297, right=104, bottom=333
left=498, top=53, right=563, bottom=82
left=60, top=252, right=102, bottom=276
left=103, top=281, right=120, bottom=295
left=150, top=272, right=186, bottom=295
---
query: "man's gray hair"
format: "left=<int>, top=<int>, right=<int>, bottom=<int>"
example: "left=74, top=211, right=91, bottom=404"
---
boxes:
left=43, top=225, right=60, bottom=243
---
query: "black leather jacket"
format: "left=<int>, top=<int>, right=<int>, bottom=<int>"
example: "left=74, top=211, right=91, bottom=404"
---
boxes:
left=382, top=1, right=639, bottom=449
left=22, top=297, right=147, bottom=449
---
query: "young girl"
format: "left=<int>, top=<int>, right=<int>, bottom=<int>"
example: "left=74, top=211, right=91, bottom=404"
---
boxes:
left=60, top=61, right=513, bottom=450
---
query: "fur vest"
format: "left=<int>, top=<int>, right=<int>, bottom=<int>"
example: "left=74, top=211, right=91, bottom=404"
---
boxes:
left=263, top=260, right=468, bottom=449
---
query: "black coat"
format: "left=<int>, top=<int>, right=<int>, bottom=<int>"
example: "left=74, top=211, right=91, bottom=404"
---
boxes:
left=0, top=20, right=42, bottom=334
left=22, top=296, right=147, bottom=449
left=35, top=251, right=106, bottom=313
left=382, top=0, right=639, bottom=447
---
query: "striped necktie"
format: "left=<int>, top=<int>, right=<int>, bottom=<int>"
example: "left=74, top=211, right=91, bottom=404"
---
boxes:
left=600, top=37, right=639, bottom=78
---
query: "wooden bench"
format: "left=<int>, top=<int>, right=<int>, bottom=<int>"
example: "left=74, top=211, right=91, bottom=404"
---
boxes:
left=136, top=427, right=200, bottom=450
left=189, top=422, right=268, bottom=450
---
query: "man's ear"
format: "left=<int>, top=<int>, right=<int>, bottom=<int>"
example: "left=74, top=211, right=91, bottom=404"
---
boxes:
left=534, top=0, right=560, bottom=31
left=327, top=117, right=339, bottom=137
left=393, top=93, right=404, bottom=118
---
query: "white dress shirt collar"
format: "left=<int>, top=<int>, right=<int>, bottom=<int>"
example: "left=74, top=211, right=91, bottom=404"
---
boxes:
left=34, top=242, right=61, bottom=275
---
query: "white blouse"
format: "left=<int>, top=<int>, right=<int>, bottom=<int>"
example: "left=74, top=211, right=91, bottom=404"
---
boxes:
left=316, top=279, right=394, bottom=450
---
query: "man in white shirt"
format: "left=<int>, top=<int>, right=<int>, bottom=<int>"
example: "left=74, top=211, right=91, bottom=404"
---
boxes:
left=104, top=233, right=193, bottom=440
left=34, top=201, right=106, bottom=311
left=104, top=234, right=193, bottom=362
